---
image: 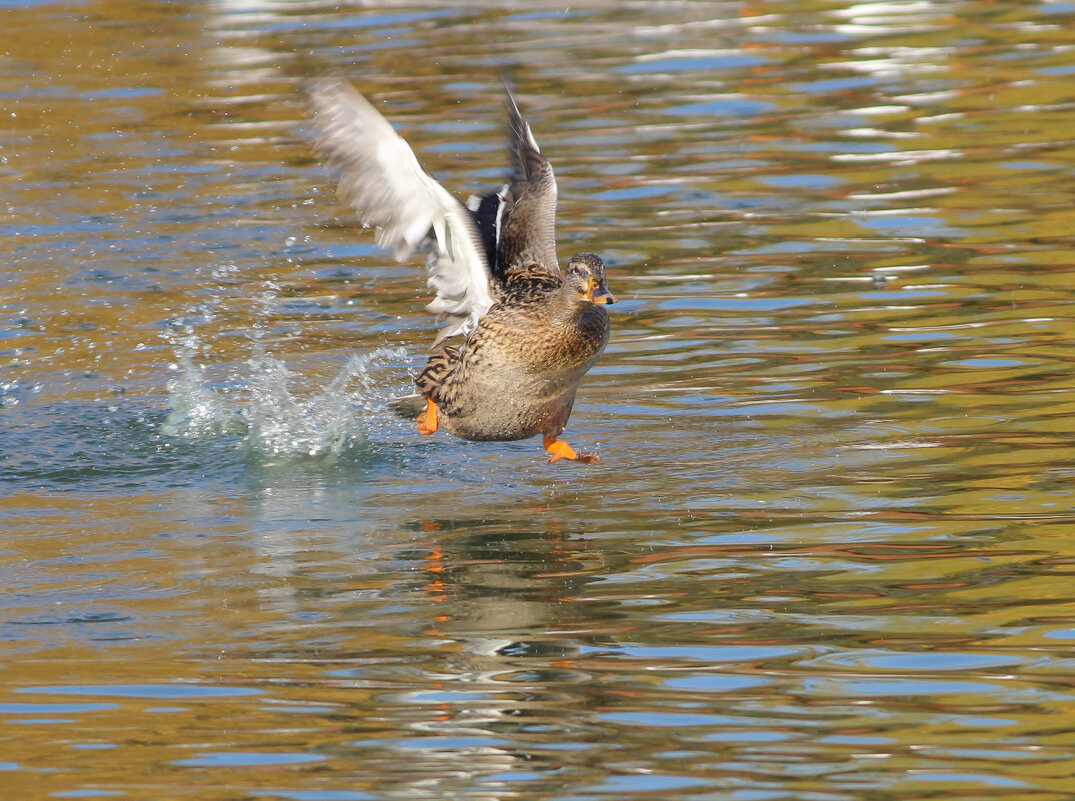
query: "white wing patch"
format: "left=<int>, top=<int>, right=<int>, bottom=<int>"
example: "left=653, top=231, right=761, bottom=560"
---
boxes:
left=306, top=79, right=495, bottom=343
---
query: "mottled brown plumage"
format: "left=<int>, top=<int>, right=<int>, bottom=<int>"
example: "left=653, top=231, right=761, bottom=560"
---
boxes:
left=306, top=78, right=615, bottom=463
left=416, top=255, right=611, bottom=447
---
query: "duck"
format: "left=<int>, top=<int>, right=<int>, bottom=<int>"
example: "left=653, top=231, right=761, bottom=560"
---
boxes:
left=305, top=77, right=614, bottom=463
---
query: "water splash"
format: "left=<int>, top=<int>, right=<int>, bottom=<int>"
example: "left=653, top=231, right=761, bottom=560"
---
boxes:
left=163, top=336, right=409, bottom=459
left=243, top=344, right=408, bottom=457
left=162, top=340, right=246, bottom=440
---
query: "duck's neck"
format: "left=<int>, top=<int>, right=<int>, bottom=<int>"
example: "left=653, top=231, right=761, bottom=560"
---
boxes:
left=550, top=287, right=592, bottom=330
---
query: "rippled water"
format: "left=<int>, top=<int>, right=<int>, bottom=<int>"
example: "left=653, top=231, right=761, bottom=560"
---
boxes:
left=4, top=1, right=1075, bottom=798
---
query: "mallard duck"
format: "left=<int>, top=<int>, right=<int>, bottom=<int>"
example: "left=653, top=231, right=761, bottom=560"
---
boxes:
left=306, top=78, right=614, bottom=463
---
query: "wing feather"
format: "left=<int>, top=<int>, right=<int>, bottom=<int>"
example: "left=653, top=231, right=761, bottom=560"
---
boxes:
left=305, top=78, right=495, bottom=343
left=498, top=85, right=560, bottom=275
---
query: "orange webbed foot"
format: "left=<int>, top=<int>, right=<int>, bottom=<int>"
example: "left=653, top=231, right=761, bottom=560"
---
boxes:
left=543, top=434, right=600, bottom=464
left=416, top=397, right=439, bottom=435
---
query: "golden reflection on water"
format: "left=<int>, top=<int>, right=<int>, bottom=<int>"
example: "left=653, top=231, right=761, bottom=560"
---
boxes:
left=4, top=0, right=1075, bottom=799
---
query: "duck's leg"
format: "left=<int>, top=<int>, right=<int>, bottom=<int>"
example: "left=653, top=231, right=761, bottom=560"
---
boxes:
left=543, top=433, right=599, bottom=464
left=416, top=397, right=439, bottom=435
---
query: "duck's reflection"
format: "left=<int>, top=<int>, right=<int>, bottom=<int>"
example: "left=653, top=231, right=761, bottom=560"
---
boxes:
left=370, top=518, right=609, bottom=798
left=417, top=518, right=601, bottom=657
left=237, top=491, right=614, bottom=797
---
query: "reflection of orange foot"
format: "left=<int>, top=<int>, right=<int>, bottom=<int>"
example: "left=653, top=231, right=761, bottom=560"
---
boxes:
left=543, top=433, right=599, bottom=464
left=416, top=397, right=439, bottom=435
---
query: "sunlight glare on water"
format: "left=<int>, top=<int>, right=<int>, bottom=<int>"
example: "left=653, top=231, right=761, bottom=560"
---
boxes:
left=3, top=1, right=1075, bottom=800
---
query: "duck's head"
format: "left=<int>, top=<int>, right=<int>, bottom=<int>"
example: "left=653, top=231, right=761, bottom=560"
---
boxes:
left=566, top=252, right=615, bottom=306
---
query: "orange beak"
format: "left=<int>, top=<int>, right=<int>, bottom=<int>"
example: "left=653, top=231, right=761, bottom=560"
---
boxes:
left=585, top=277, right=616, bottom=305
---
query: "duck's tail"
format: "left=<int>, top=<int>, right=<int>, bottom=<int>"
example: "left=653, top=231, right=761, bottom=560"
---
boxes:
left=386, top=393, right=426, bottom=420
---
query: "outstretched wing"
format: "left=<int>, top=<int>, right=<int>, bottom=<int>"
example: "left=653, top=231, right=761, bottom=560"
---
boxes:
left=305, top=78, right=495, bottom=344
left=496, top=84, right=560, bottom=276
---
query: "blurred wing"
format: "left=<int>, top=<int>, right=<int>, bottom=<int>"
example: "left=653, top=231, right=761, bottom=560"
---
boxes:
left=305, top=78, right=495, bottom=343
left=497, top=85, right=560, bottom=275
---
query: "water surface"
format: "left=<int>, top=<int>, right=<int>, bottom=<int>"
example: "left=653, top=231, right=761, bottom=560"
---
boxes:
left=4, top=1, right=1075, bottom=799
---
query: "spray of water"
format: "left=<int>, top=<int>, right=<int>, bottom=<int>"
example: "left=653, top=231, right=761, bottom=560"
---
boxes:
left=243, top=344, right=407, bottom=457
left=161, top=260, right=416, bottom=459
left=163, top=333, right=409, bottom=459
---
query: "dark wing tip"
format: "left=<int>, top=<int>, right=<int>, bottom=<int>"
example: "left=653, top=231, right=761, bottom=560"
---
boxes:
left=501, top=80, right=548, bottom=183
